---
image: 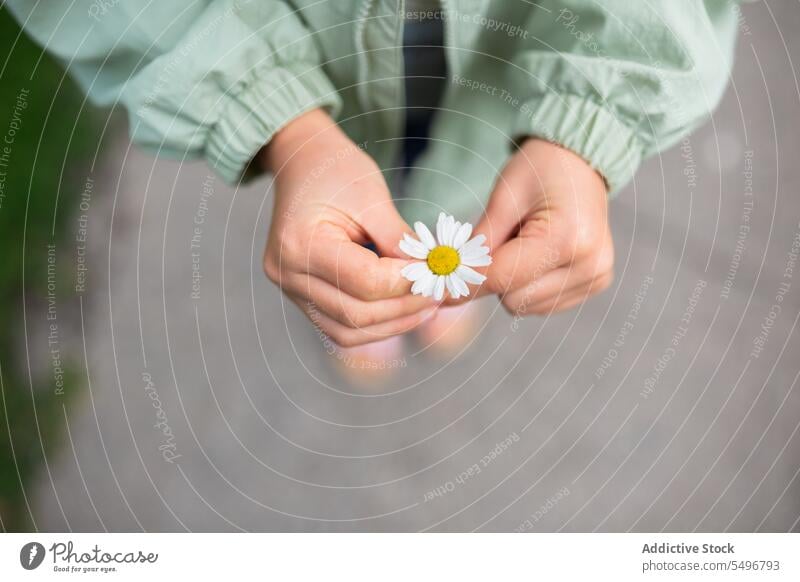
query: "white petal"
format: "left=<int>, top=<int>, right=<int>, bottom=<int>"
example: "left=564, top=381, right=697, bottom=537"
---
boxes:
left=435, top=212, right=447, bottom=246
left=459, top=234, right=487, bottom=255
left=399, top=235, right=429, bottom=259
left=401, top=261, right=431, bottom=282
left=414, top=222, right=436, bottom=250
left=404, top=232, right=426, bottom=248
left=461, top=253, right=492, bottom=267
left=444, top=216, right=458, bottom=247
left=412, top=271, right=436, bottom=296
left=433, top=276, right=446, bottom=301
left=456, top=265, right=486, bottom=285
left=445, top=274, right=460, bottom=299
left=450, top=272, right=471, bottom=297
left=452, top=222, right=473, bottom=250
left=459, top=244, right=490, bottom=261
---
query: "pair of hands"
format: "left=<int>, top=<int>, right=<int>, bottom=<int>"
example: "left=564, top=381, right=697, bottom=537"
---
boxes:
left=261, top=109, right=614, bottom=347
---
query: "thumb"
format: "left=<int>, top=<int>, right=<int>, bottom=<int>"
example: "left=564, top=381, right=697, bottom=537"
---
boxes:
left=441, top=167, right=531, bottom=305
left=360, top=199, right=414, bottom=259
left=473, top=156, right=535, bottom=252
left=467, top=150, right=552, bottom=299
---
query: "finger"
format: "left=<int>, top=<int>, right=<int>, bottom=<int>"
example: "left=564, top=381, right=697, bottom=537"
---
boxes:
left=500, top=266, right=575, bottom=314
left=522, top=287, right=599, bottom=315
left=473, top=139, right=605, bottom=248
left=294, top=296, right=437, bottom=348
left=468, top=140, right=610, bottom=301
left=482, top=232, right=566, bottom=296
left=282, top=272, right=439, bottom=328
left=472, top=148, right=546, bottom=251
left=526, top=293, right=589, bottom=315
left=472, top=183, right=526, bottom=253
left=500, top=253, right=610, bottom=313
left=508, top=273, right=613, bottom=316
left=442, top=231, right=562, bottom=306
left=358, top=197, right=415, bottom=258
left=306, top=234, right=414, bottom=301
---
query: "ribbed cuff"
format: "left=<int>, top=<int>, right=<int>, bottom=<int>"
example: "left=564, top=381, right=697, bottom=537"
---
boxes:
left=206, top=61, right=342, bottom=184
left=512, top=93, right=643, bottom=195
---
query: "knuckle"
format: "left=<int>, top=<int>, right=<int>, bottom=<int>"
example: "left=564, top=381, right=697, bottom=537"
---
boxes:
left=577, top=249, right=614, bottom=282
left=267, top=230, right=306, bottom=272
left=592, top=241, right=615, bottom=275
left=595, top=247, right=615, bottom=275
left=263, top=256, right=280, bottom=284
left=279, top=230, right=306, bottom=266
left=325, top=326, right=352, bottom=347
left=335, top=335, right=357, bottom=348
left=573, top=229, right=601, bottom=259
left=559, top=217, right=604, bottom=260
left=491, top=267, right=517, bottom=295
left=595, top=272, right=614, bottom=293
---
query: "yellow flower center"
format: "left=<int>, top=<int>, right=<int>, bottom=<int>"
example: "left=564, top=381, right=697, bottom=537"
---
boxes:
left=427, top=245, right=460, bottom=276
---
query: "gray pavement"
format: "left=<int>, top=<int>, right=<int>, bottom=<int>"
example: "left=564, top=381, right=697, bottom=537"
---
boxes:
left=30, top=2, right=800, bottom=531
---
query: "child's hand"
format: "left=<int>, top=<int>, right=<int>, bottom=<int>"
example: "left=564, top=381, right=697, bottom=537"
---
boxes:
left=457, top=138, right=614, bottom=315
left=261, top=109, right=438, bottom=347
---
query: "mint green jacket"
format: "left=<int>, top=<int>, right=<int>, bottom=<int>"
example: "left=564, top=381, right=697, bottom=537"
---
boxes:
left=8, top=0, right=740, bottom=222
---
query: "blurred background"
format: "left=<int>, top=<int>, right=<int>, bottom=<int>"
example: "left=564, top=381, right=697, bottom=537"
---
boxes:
left=1, top=1, right=799, bottom=532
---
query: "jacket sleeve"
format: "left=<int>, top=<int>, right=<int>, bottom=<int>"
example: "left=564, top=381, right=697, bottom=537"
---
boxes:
left=5, top=0, right=342, bottom=183
left=507, top=0, right=740, bottom=193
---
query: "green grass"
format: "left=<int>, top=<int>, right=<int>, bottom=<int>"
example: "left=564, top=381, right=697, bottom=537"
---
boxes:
left=0, top=7, right=103, bottom=531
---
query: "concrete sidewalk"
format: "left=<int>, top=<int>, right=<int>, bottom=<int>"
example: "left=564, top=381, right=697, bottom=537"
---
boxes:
left=31, top=2, right=800, bottom=532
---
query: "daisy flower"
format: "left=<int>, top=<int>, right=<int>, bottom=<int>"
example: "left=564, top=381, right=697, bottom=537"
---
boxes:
left=399, top=212, right=492, bottom=300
